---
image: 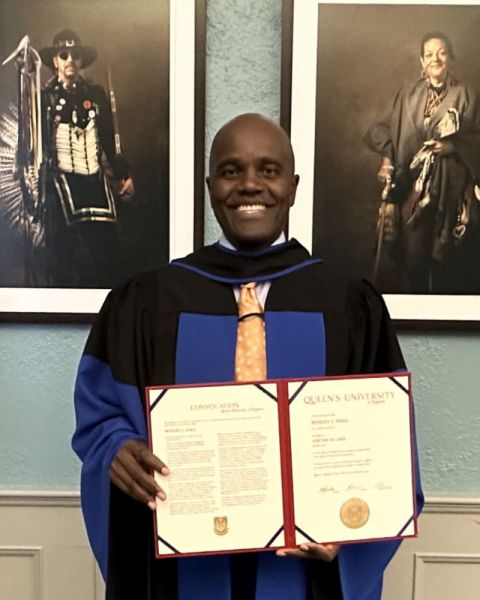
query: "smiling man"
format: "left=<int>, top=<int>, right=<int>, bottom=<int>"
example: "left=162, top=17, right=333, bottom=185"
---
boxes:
left=73, top=113, right=422, bottom=600
left=207, top=114, right=298, bottom=249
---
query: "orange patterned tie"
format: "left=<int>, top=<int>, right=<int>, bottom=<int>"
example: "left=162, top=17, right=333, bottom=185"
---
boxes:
left=234, top=282, right=267, bottom=381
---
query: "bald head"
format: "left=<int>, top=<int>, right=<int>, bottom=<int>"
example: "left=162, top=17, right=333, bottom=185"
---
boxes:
left=209, top=113, right=296, bottom=176
left=206, top=113, right=299, bottom=250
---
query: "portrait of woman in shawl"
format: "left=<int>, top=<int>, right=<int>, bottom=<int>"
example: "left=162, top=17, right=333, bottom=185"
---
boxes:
left=305, top=4, right=480, bottom=301
left=364, top=31, right=480, bottom=294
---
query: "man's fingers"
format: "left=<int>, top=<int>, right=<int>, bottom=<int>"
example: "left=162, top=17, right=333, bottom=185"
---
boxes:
left=114, top=448, right=166, bottom=497
left=300, top=543, right=340, bottom=561
left=109, top=459, right=162, bottom=506
left=136, top=443, right=170, bottom=475
left=276, top=543, right=340, bottom=562
left=118, top=439, right=170, bottom=475
left=109, top=439, right=169, bottom=506
left=119, top=178, right=135, bottom=199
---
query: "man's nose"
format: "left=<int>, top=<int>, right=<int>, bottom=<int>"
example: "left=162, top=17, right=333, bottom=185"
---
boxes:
left=238, top=168, right=262, bottom=192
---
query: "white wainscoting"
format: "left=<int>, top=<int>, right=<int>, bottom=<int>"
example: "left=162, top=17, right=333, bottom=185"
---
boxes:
left=383, top=497, right=480, bottom=600
left=0, top=491, right=104, bottom=600
left=0, top=492, right=479, bottom=600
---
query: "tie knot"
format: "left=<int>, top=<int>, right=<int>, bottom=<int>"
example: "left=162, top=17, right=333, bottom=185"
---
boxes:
left=238, top=282, right=262, bottom=318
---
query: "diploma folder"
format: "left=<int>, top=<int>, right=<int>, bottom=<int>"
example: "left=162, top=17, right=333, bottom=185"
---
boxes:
left=146, top=373, right=418, bottom=558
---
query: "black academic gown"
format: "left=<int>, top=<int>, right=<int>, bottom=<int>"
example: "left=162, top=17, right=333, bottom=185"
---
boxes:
left=72, top=239, right=423, bottom=600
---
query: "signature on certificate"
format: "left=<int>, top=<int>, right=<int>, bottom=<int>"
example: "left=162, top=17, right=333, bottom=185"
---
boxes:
left=317, top=481, right=393, bottom=494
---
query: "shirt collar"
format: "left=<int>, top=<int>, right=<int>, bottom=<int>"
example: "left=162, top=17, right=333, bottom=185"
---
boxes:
left=218, top=232, right=287, bottom=251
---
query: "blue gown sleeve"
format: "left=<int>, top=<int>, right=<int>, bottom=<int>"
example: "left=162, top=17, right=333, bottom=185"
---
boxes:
left=71, top=281, right=149, bottom=579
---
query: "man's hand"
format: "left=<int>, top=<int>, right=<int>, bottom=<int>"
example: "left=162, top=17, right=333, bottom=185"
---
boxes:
left=118, top=177, right=135, bottom=200
left=276, top=542, right=340, bottom=562
left=109, top=439, right=169, bottom=510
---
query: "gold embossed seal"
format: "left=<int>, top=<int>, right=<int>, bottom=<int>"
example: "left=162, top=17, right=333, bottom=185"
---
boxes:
left=214, top=516, right=229, bottom=536
left=340, top=498, right=370, bottom=529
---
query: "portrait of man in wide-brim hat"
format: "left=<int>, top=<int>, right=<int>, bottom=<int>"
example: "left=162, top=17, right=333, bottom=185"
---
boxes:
left=0, top=0, right=171, bottom=294
left=39, top=29, right=97, bottom=71
left=35, top=26, right=136, bottom=288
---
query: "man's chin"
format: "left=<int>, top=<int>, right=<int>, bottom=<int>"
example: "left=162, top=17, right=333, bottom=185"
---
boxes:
left=227, top=231, right=279, bottom=251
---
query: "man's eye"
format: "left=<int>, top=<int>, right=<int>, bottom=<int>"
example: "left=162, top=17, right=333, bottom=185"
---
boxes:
left=262, top=165, right=279, bottom=176
left=221, top=167, right=238, bottom=177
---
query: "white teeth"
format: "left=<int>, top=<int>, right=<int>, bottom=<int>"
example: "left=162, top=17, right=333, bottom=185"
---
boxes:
left=236, top=204, right=266, bottom=212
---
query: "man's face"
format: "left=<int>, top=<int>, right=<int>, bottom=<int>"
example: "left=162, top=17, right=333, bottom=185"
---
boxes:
left=53, top=48, right=82, bottom=84
left=207, top=115, right=299, bottom=250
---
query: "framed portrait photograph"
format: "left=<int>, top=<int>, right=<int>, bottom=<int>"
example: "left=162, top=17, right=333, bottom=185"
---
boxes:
left=0, top=0, right=205, bottom=317
left=286, top=0, right=480, bottom=321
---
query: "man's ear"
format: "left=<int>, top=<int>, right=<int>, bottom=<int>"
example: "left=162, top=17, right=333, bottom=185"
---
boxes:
left=289, top=174, right=300, bottom=207
left=206, top=176, right=215, bottom=207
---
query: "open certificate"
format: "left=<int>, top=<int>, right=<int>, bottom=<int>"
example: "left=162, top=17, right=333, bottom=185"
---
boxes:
left=146, top=373, right=417, bottom=558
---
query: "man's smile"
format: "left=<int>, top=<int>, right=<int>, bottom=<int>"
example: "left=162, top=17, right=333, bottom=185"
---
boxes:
left=235, top=204, right=267, bottom=214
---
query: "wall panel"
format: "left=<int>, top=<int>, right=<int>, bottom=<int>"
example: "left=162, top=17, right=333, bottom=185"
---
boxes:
left=1, top=492, right=479, bottom=600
